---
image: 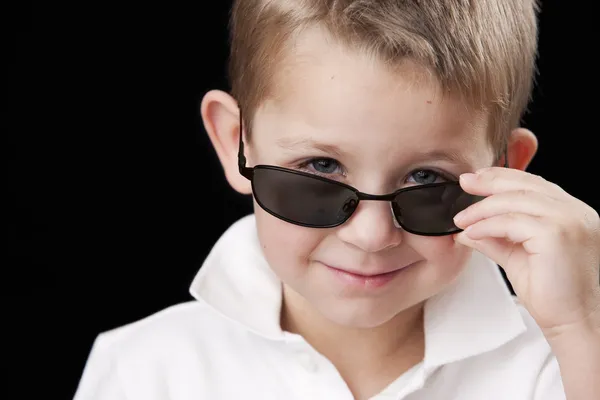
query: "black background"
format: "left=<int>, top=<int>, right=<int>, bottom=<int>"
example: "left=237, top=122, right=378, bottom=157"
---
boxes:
left=7, top=1, right=598, bottom=398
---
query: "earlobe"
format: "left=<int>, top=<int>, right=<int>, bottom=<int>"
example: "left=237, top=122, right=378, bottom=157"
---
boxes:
left=200, top=90, right=252, bottom=194
left=506, top=127, right=538, bottom=171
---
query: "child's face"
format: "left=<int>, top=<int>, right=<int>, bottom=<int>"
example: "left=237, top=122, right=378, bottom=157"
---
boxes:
left=247, top=28, right=496, bottom=328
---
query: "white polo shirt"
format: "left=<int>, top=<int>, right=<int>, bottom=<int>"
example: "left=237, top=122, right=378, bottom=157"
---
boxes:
left=73, top=214, right=566, bottom=400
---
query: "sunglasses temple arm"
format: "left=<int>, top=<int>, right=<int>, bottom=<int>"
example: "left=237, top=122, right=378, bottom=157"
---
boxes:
left=238, top=108, right=254, bottom=179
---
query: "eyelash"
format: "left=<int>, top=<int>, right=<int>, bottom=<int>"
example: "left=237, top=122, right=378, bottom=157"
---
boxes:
left=295, top=157, right=456, bottom=183
left=296, top=158, right=344, bottom=179
left=296, top=158, right=345, bottom=178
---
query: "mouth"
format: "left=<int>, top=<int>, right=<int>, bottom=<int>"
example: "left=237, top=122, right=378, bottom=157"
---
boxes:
left=328, top=267, right=401, bottom=277
left=322, top=262, right=416, bottom=289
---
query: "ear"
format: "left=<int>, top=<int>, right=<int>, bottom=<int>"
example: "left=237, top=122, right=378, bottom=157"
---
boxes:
left=505, top=127, right=538, bottom=171
left=200, top=90, right=252, bottom=194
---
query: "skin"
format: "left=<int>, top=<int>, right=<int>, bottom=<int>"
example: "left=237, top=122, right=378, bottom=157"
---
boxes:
left=201, top=27, right=599, bottom=400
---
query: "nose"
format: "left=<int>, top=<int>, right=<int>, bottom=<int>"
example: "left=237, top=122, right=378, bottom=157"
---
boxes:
left=336, top=199, right=403, bottom=253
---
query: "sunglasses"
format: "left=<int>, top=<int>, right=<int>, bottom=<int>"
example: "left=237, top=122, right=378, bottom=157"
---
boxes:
left=237, top=109, right=506, bottom=236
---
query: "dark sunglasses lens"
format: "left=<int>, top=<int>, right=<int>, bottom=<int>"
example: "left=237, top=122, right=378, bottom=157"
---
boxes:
left=391, top=183, right=482, bottom=234
left=252, top=167, right=358, bottom=227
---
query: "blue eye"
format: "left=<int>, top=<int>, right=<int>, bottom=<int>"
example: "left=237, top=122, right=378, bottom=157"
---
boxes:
left=300, top=158, right=343, bottom=175
left=407, top=169, right=447, bottom=185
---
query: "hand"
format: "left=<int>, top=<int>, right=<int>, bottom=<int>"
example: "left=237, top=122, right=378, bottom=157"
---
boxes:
left=453, top=167, right=600, bottom=339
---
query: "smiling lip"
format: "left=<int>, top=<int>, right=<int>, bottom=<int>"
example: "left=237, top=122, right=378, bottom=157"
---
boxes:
left=327, top=266, right=401, bottom=277
left=323, top=262, right=414, bottom=289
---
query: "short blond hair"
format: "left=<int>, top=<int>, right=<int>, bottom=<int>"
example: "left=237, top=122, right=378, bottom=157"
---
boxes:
left=228, top=0, right=539, bottom=155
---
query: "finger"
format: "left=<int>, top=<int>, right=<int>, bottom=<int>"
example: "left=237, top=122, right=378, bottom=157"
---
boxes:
left=453, top=189, right=564, bottom=229
left=460, top=212, right=547, bottom=254
left=459, top=167, right=567, bottom=200
left=454, top=234, right=519, bottom=272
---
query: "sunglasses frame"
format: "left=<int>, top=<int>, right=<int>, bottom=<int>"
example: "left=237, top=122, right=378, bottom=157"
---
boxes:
left=236, top=107, right=508, bottom=236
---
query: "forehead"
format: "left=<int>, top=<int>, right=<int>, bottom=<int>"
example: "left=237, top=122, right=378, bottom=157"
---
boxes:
left=253, top=27, right=493, bottom=167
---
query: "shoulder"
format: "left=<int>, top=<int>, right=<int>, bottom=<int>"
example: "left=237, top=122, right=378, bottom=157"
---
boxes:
left=89, top=300, right=240, bottom=362
left=79, top=298, right=262, bottom=386
left=73, top=300, right=253, bottom=399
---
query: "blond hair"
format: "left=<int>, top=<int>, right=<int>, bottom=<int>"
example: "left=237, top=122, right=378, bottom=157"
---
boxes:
left=227, top=0, right=539, bottom=155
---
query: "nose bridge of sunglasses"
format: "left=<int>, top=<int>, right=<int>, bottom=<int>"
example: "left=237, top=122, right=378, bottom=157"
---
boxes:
left=340, top=195, right=402, bottom=228
left=355, top=192, right=398, bottom=201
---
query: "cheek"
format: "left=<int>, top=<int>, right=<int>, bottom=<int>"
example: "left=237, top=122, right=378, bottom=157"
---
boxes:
left=407, top=234, right=473, bottom=283
left=418, top=235, right=467, bottom=259
left=254, top=204, right=325, bottom=277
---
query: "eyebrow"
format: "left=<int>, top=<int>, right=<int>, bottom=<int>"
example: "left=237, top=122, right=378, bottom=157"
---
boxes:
left=409, top=149, right=474, bottom=168
left=275, top=137, right=346, bottom=158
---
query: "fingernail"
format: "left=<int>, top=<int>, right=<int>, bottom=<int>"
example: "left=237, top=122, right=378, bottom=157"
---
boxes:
left=453, top=211, right=465, bottom=224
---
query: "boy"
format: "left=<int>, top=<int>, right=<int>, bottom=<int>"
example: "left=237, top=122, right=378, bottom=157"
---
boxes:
left=73, top=0, right=600, bottom=399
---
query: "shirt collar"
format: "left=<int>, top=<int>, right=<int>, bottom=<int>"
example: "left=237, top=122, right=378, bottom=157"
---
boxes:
left=423, top=249, right=527, bottom=368
left=189, top=214, right=284, bottom=340
left=189, top=214, right=527, bottom=364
